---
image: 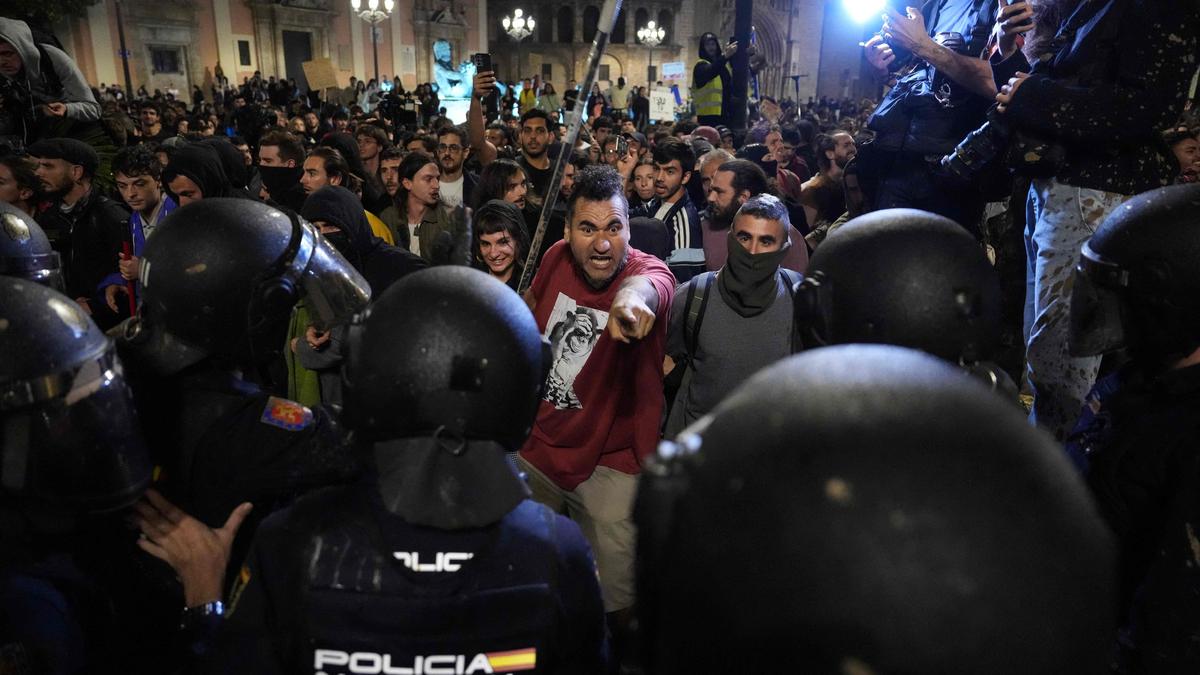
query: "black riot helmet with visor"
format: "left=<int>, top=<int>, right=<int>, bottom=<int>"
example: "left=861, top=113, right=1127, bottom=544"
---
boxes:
left=636, top=345, right=1115, bottom=674
left=341, top=266, right=551, bottom=529
left=793, top=208, right=1009, bottom=391
left=119, top=198, right=371, bottom=376
left=342, top=265, right=548, bottom=448
left=0, top=201, right=65, bottom=292
left=1070, top=184, right=1200, bottom=363
left=0, top=277, right=151, bottom=515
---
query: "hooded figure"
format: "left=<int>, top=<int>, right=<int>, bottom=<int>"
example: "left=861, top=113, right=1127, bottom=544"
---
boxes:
left=0, top=18, right=101, bottom=145
left=693, top=32, right=732, bottom=127
left=199, top=137, right=251, bottom=191
left=300, top=185, right=427, bottom=295
left=318, top=132, right=391, bottom=215
left=161, top=143, right=239, bottom=202
left=290, top=186, right=427, bottom=407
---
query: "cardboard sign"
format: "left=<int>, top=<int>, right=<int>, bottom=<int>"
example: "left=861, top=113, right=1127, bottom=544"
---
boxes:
left=302, top=58, right=340, bottom=92
left=660, top=61, right=685, bottom=81
left=649, top=88, right=675, bottom=121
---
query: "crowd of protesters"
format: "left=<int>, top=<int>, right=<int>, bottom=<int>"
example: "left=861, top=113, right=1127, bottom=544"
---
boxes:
left=3, top=0, right=1200, bottom=671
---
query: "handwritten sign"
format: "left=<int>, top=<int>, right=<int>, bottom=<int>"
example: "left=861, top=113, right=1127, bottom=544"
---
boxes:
left=649, top=88, right=675, bottom=121
left=302, top=58, right=339, bottom=92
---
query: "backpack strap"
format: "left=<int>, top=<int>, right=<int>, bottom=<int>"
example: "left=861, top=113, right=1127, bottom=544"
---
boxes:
left=780, top=269, right=803, bottom=354
left=684, top=272, right=714, bottom=359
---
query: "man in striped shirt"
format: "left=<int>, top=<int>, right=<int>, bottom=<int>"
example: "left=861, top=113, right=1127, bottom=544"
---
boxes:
left=637, top=137, right=700, bottom=251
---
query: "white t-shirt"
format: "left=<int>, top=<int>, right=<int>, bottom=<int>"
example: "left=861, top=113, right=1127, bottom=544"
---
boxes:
left=408, top=222, right=421, bottom=257
left=440, top=174, right=464, bottom=208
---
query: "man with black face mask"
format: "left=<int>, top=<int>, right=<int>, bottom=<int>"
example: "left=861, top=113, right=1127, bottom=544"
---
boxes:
left=664, top=194, right=800, bottom=437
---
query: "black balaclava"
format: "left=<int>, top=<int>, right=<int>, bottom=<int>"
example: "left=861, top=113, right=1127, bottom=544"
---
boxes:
left=717, top=227, right=791, bottom=317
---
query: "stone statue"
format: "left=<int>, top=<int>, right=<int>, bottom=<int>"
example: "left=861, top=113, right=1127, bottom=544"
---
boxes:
left=432, top=39, right=476, bottom=99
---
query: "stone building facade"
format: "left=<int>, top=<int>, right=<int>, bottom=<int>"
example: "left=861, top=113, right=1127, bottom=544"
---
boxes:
left=485, top=0, right=693, bottom=92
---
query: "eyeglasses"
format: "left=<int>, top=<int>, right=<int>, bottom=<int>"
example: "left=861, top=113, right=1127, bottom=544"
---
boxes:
left=437, top=143, right=464, bottom=153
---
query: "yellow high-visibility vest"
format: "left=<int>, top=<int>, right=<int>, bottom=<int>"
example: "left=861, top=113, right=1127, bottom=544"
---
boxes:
left=694, top=59, right=723, bottom=117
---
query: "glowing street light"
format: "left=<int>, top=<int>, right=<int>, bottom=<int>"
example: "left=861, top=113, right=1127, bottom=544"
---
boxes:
left=350, top=0, right=395, bottom=84
left=637, top=21, right=665, bottom=85
left=502, top=8, right=536, bottom=41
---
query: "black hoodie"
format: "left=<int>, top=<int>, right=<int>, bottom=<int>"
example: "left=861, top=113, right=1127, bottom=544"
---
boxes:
left=199, top=137, right=251, bottom=191
left=161, top=144, right=235, bottom=201
left=300, top=185, right=427, bottom=296
left=318, top=132, right=391, bottom=215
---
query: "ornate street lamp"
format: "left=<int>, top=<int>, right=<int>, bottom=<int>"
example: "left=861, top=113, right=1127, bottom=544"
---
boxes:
left=637, top=20, right=665, bottom=85
left=502, top=9, right=536, bottom=82
left=350, top=0, right=395, bottom=86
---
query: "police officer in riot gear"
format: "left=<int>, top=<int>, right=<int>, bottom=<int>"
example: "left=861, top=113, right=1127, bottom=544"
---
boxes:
left=1067, top=184, right=1200, bottom=671
left=210, top=266, right=608, bottom=674
left=636, top=344, right=1115, bottom=673
left=112, top=198, right=370, bottom=656
left=793, top=208, right=1015, bottom=396
left=0, top=276, right=153, bottom=673
left=0, top=200, right=65, bottom=291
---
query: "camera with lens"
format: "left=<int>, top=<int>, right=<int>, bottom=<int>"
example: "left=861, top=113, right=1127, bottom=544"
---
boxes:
left=940, top=104, right=1065, bottom=182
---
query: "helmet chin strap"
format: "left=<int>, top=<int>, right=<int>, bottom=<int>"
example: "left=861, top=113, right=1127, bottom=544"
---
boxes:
left=372, top=436, right=529, bottom=530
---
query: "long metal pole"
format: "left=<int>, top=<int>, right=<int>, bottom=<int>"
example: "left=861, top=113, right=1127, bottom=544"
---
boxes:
left=115, top=0, right=133, bottom=96
left=517, top=0, right=623, bottom=294
left=648, top=46, right=653, bottom=88
left=371, top=23, right=380, bottom=84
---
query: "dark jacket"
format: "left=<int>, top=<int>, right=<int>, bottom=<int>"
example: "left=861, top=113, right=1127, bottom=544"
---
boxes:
left=300, top=186, right=428, bottom=297
left=1002, top=0, right=1200, bottom=194
left=1077, top=363, right=1200, bottom=670
left=36, top=188, right=129, bottom=301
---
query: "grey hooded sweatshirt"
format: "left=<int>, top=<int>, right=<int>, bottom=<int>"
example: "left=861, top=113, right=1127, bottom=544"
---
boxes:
left=0, top=18, right=100, bottom=122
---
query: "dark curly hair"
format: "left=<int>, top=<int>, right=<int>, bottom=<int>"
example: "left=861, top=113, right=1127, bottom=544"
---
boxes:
left=567, top=164, right=628, bottom=223
left=111, top=145, right=164, bottom=181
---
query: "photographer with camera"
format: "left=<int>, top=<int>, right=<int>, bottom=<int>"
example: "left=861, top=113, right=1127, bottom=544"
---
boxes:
left=987, top=0, right=1200, bottom=440
left=858, top=1, right=1001, bottom=237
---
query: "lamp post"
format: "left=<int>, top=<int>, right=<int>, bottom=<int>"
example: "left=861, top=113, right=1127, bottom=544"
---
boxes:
left=350, top=0, right=394, bottom=86
left=502, top=8, right=535, bottom=81
left=637, top=20, right=664, bottom=86
left=114, top=0, right=133, bottom=97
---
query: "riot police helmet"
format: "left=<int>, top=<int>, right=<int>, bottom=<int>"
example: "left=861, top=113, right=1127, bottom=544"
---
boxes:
left=0, top=201, right=64, bottom=292
left=123, top=198, right=370, bottom=374
left=794, top=208, right=1001, bottom=365
left=342, top=266, right=547, bottom=450
left=636, top=344, right=1115, bottom=674
left=1070, top=184, right=1200, bottom=361
left=0, top=277, right=151, bottom=513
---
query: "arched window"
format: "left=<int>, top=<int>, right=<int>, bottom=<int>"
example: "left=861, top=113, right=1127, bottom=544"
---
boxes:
left=611, top=5, right=626, bottom=43
left=539, top=6, right=554, bottom=42
left=657, top=9, right=672, bottom=44
left=583, top=5, right=599, bottom=42
left=633, top=8, right=648, bottom=36
left=557, top=6, right=574, bottom=43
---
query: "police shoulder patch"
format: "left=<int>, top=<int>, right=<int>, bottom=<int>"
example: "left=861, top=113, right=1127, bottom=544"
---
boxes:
left=260, top=396, right=314, bottom=431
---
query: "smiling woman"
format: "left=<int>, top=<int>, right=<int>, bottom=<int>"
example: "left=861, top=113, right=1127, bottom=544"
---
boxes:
left=473, top=199, right=529, bottom=290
